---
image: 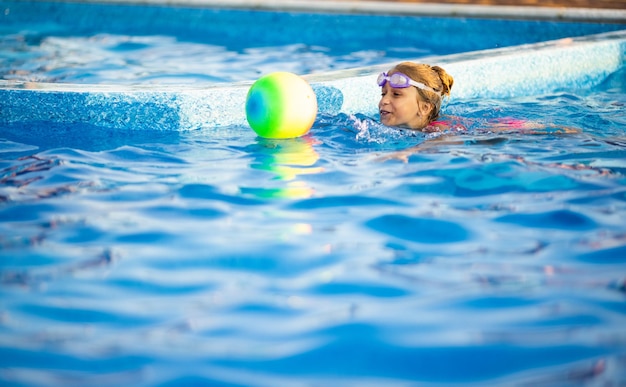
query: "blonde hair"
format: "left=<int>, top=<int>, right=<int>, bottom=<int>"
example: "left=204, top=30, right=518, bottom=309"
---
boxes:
left=388, top=62, right=454, bottom=122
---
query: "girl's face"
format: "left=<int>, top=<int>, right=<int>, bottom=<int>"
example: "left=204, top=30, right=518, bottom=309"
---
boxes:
left=378, top=83, right=430, bottom=130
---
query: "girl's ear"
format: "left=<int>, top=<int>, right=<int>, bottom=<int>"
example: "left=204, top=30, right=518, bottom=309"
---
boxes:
left=417, top=100, right=434, bottom=118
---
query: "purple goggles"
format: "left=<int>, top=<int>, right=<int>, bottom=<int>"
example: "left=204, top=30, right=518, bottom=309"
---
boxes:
left=377, top=72, right=439, bottom=94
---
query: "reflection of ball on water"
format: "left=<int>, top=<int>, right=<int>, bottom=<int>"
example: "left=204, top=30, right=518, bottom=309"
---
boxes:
left=245, top=72, right=318, bottom=139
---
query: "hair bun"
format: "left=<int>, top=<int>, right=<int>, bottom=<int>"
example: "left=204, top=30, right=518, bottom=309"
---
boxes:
left=431, top=66, right=454, bottom=96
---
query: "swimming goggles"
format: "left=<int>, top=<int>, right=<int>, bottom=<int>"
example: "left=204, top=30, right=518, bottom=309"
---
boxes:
left=377, top=72, right=439, bottom=95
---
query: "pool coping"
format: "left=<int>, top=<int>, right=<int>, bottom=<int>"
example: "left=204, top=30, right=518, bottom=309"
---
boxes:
left=38, top=0, right=626, bottom=23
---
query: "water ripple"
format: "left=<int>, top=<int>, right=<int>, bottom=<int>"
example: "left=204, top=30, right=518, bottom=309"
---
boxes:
left=365, top=214, right=470, bottom=244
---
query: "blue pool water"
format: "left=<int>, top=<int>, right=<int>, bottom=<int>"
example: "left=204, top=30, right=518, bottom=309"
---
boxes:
left=1, top=1, right=625, bottom=85
left=1, top=1, right=626, bottom=386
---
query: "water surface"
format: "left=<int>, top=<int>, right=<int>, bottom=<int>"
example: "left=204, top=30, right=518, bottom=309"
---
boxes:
left=1, top=65, right=625, bottom=386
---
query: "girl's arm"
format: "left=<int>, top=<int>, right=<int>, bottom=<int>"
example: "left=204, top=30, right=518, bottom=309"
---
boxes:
left=487, top=118, right=581, bottom=134
left=379, top=117, right=580, bottom=162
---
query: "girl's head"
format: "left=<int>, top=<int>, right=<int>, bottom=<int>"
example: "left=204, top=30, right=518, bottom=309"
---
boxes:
left=378, top=62, right=453, bottom=130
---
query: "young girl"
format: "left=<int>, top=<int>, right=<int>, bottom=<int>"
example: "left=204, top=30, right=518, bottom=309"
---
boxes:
left=377, top=61, right=578, bottom=134
left=378, top=62, right=454, bottom=131
left=376, top=61, right=582, bottom=162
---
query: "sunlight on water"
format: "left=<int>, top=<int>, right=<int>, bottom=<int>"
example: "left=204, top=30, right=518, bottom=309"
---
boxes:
left=1, top=33, right=403, bottom=84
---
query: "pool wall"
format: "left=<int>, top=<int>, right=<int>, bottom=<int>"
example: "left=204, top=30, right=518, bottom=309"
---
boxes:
left=1, top=1, right=625, bottom=131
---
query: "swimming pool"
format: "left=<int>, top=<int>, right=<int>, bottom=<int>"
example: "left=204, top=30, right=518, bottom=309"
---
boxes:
left=1, top=1, right=626, bottom=386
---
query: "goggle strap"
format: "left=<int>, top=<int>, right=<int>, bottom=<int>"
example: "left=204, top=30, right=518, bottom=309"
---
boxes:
left=410, top=80, right=438, bottom=95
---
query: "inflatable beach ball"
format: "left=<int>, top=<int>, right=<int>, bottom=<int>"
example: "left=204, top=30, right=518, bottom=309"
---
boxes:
left=245, top=72, right=318, bottom=139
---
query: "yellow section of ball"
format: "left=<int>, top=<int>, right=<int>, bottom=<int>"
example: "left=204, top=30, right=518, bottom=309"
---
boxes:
left=245, top=72, right=318, bottom=139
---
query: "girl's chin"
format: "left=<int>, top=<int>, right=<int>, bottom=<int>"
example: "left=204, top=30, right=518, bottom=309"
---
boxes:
left=380, top=117, right=393, bottom=126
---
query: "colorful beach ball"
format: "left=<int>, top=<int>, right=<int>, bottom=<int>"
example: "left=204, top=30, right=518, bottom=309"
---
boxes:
left=245, top=72, right=318, bottom=139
